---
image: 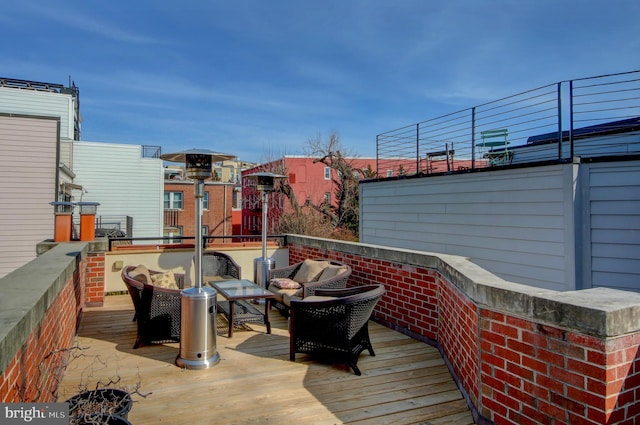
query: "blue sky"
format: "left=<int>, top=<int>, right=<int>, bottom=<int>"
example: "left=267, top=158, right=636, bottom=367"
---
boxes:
left=1, top=0, right=639, bottom=163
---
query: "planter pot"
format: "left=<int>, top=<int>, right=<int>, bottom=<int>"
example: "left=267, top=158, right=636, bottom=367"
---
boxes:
left=66, top=388, right=132, bottom=424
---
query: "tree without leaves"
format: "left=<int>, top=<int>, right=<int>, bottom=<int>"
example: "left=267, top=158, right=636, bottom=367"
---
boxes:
left=259, top=132, right=369, bottom=240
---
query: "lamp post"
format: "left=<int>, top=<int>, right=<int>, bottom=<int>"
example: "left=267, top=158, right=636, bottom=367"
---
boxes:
left=161, top=148, right=234, bottom=370
left=244, top=172, right=287, bottom=288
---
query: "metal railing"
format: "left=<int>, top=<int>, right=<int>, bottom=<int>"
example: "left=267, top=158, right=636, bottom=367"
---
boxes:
left=107, top=234, right=285, bottom=251
left=142, top=145, right=161, bottom=159
left=376, top=70, right=640, bottom=177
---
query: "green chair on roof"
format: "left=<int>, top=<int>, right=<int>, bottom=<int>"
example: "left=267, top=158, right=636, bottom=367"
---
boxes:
left=477, top=129, right=512, bottom=166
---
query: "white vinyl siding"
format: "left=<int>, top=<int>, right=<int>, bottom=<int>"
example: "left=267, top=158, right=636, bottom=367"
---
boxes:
left=0, top=87, right=75, bottom=140
left=360, top=164, right=576, bottom=291
left=581, top=161, right=640, bottom=292
left=0, top=115, right=59, bottom=278
left=71, top=141, right=163, bottom=239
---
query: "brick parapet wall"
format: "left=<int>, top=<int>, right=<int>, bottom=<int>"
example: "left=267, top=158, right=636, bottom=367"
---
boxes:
left=0, top=244, right=87, bottom=402
left=85, top=251, right=105, bottom=306
left=286, top=236, right=640, bottom=425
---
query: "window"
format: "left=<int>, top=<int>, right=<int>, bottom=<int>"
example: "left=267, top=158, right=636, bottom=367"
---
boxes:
left=324, top=167, right=331, bottom=180
left=203, top=192, right=209, bottom=210
left=324, top=192, right=331, bottom=205
left=386, top=170, right=393, bottom=177
left=164, top=226, right=183, bottom=244
left=232, top=188, right=241, bottom=209
left=164, top=192, right=183, bottom=209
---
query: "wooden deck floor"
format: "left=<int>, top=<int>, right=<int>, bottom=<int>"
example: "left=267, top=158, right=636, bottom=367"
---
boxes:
left=57, top=295, right=473, bottom=425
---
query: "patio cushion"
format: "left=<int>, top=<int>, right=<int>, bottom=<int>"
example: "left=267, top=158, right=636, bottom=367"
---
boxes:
left=129, top=265, right=151, bottom=284
left=317, top=265, right=347, bottom=281
left=267, top=284, right=299, bottom=303
left=151, top=270, right=178, bottom=290
left=300, top=295, right=338, bottom=302
left=292, top=259, right=330, bottom=283
left=271, top=278, right=301, bottom=289
left=282, top=292, right=302, bottom=306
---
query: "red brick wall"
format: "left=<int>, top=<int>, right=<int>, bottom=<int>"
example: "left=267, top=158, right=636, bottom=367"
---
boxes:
left=85, top=252, right=104, bottom=306
left=0, top=258, right=85, bottom=402
left=480, top=311, right=640, bottom=424
left=440, top=275, right=480, bottom=409
left=288, top=242, right=640, bottom=425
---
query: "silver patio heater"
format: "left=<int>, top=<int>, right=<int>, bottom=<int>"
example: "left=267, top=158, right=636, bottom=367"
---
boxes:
left=161, top=148, right=235, bottom=370
left=245, top=172, right=287, bottom=289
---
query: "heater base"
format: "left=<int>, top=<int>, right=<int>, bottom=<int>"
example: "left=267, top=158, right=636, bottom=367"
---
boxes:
left=175, top=352, right=221, bottom=370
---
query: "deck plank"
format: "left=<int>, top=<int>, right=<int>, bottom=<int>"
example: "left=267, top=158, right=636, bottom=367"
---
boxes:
left=57, top=295, right=473, bottom=424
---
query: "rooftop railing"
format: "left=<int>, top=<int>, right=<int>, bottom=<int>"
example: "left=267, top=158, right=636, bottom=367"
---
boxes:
left=376, top=69, right=640, bottom=177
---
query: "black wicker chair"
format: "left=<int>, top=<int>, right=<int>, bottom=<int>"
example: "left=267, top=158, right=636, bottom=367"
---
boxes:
left=289, top=284, right=385, bottom=375
left=121, top=265, right=186, bottom=349
left=201, top=251, right=241, bottom=281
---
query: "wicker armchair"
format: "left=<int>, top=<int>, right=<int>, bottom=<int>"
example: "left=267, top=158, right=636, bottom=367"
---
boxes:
left=289, top=284, right=385, bottom=375
left=201, top=251, right=241, bottom=281
left=121, top=265, right=186, bottom=349
left=268, top=259, right=352, bottom=315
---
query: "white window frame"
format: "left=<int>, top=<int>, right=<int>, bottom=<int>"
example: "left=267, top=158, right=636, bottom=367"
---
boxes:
left=164, top=191, right=184, bottom=209
left=203, top=192, right=209, bottom=210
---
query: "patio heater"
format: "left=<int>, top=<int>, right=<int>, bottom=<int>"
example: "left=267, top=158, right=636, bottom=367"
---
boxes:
left=160, top=148, right=235, bottom=370
left=244, top=172, right=287, bottom=288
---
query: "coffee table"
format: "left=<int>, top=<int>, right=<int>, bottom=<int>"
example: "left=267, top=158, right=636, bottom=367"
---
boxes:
left=208, top=279, right=275, bottom=337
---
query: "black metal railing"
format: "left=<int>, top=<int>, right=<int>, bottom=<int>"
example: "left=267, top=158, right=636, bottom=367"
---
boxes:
left=107, top=234, right=286, bottom=251
left=142, top=145, right=162, bottom=159
left=376, top=70, right=640, bottom=177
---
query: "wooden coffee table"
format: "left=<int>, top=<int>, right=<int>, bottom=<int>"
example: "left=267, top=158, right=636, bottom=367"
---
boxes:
left=208, top=279, right=275, bottom=337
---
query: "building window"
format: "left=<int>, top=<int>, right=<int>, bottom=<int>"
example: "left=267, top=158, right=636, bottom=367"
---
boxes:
left=324, top=167, right=331, bottom=180
left=386, top=170, right=393, bottom=177
left=164, top=192, right=183, bottom=209
left=164, top=226, right=183, bottom=244
left=232, top=189, right=241, bottom=209
left=203, top=192, right=209, bottom=210
left=324, top=192, right=331, bottom=205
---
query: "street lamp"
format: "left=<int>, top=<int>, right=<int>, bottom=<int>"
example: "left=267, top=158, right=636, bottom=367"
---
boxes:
left=161, top=148, right=235, bottom=370
left=244, top=172, right=287, bottom=288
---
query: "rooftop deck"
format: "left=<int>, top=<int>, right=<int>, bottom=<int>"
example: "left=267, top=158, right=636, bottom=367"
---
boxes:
left=57, top=295, right=473, bottom=425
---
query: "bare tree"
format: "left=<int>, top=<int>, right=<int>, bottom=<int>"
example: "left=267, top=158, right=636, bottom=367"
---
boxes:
left=304, top=131, right=362, bottom=239
left=256, top=132, right=367, bottom=240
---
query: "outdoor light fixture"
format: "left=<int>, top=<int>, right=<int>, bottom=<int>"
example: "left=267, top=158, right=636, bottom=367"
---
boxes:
left=160, top=148, right=235, bottom=370
left=244, top=172, right=287, bottom=289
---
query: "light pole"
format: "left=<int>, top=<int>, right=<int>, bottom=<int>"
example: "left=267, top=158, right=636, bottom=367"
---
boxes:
left=161, top=148, right=234, bottom=370
left=244, top=172, right=287, bottom=288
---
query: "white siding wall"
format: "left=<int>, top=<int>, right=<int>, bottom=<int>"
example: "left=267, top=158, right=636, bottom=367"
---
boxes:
left=0, top=88, right=75, bottom=140
left=71, top=141, right=163, bottom=238
left=0, top=115, right=59, bottom=278
left=580, top=160, right=640, bottom=292
left=360, top=164, right=576, bottom=291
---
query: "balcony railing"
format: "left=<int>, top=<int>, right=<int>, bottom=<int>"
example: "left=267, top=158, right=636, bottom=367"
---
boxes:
left=376, top=69, right=640, bottom=177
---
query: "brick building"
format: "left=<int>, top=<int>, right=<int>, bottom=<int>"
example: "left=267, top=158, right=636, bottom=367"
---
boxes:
left=241, top=155, right=376, bottom=235
left=163, top=179, right=234, bottom=244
